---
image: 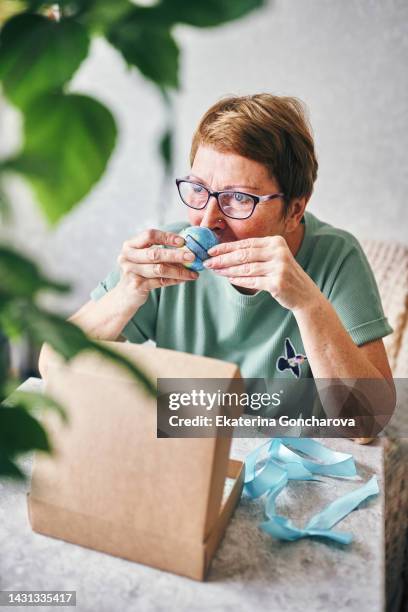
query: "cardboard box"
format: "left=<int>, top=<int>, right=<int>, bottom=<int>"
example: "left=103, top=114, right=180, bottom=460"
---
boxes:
left=27, top=342, right=245, bottom=580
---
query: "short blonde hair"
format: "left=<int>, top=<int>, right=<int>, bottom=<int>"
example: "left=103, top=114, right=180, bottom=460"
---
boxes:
left=190, top=94, right=318, bottom=209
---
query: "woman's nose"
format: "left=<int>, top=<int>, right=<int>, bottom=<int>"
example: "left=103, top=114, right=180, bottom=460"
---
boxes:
left=200, top=196, right=225, bottom=229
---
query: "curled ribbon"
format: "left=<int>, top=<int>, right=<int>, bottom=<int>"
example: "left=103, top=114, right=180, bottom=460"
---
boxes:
left=243, top=438, right=379, bottom=544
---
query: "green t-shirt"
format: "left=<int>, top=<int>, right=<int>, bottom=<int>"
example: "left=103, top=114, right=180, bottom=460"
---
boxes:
left=91, top=211, right=392, bottom=381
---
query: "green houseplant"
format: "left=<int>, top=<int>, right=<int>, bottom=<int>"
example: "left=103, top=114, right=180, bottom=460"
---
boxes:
left=0, top=0, right=265, bottom=478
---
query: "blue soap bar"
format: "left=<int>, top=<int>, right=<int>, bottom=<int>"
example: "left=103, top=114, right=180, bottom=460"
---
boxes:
left=179, top=226, right=219, bottom=272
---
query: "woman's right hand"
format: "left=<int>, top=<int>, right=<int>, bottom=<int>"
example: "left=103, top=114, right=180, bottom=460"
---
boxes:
left=116, top=228, right=198, bottom=308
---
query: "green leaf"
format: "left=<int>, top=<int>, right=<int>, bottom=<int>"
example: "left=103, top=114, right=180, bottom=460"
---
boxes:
left=0, top=1, right=26, bottom=26
left=0, top=182, right=12, bottom=224
left=106, top=0, right=263, bottom=88
left=27, top=0, right=88, bottom=12
left=0, top=246, right=70, bottom=298
left=21, top=305, right=156, bottom=396
left=0, top=404, right=51, bottom=453
left=108, top=18, right=179, bottom=89
left=158, top=0, right=265, bottom=28
left=0, top=330, right=10, bottom=396
left=78, top=0, right=134, bottom=34
left=0, top=303, right=23, bottom=339
left=0, top=450, right=25, bottom=479
left=7, top=92, right=117, bottom=224
left=3, top=390, right=68, bottom=423
left=0, top=13, right=90, bottom=109
left=90, top=342, right=156, bottom=397
left=1, top=376, right=23, bottom=400
left=24, top=306, right=95, bottom=358
left=159, top=127, right=172, bottom=175
left=120, top=0, right=264, bottom=29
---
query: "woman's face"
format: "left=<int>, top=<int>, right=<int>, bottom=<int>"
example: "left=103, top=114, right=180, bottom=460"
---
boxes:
left=187, top=145, right=300, bottom=244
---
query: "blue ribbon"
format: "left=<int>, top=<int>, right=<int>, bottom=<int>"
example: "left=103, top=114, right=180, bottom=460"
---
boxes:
left=243, top=438, right=379, bottom=544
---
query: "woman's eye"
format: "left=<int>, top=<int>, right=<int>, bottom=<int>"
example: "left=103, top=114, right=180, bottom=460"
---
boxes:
left=193, top=185, right=204, bottom=193
left=233, top=193, right=244, bottom=202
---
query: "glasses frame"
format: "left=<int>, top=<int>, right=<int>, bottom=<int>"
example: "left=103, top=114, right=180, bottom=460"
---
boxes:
left=175, top=178, right=285, bottom=220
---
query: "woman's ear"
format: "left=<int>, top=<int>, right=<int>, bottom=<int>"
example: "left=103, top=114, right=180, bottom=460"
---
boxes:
left=285, top=196, right=308, bottom=232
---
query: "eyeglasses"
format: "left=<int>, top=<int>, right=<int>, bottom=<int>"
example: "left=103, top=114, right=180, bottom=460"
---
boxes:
left=175, top=178, right=285, bottom=220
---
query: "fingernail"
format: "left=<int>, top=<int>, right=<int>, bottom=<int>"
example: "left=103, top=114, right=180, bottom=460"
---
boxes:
left=207, top=247, right=217, bottom=255
left=174, top=236, right=184, bottom=246
left=183, top=251, right=195, bottom=261
left=203, top=260, right=213, bottom=267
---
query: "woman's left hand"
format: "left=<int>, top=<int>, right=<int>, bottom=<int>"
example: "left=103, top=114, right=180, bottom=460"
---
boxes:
left=204, top=235, right=322, bottom=312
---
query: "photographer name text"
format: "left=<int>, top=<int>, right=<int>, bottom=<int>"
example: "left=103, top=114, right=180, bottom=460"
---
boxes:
left=167, top=415, right=356, bottom=428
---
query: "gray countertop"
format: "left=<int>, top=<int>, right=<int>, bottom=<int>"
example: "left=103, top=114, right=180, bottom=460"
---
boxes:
left=0, top=379, right=385, bottom=612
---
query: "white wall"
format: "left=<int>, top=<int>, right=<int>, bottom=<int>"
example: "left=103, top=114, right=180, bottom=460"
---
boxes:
left=1, top=0, right=407, bottom=314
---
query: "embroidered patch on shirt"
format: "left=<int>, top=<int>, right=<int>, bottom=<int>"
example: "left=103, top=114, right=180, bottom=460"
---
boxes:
left=276, top=338, right=307, bottom=378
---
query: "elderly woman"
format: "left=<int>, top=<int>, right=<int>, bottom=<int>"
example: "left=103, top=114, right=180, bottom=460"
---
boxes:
left=39, top=94, right=395, bottom=431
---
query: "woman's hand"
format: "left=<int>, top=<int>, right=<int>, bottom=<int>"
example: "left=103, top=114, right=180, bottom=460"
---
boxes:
left=204, top=235, right=322, bottom=312
left=117, top=229, right=198, bottom=309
